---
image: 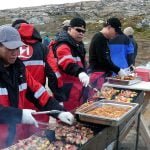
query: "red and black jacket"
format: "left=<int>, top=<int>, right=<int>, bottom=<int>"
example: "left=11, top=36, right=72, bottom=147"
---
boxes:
left=16, top=23, right=66, bottom=102
left=54, top=31, right=86, bottom=77
left=17, top=23, right=48, bottom=85
left=53, top=31, right=87, bottom=110
left=0, top=58, right=63, bottom=148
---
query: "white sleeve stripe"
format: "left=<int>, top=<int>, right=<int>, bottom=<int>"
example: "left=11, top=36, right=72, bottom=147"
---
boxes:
left=58, top=55, right=81, bottom=64
left=19, top=83, right=27, bottom=92
left=0, top=83, right=27, bottom=95
left=23, top=60, right=45, bottom=66
left=34, top=86, right=46, bottom=99
left=58, top=55, right=74, bottom=64
left=55, top=72, right=61, bottom=78
left=0, top=88, right=8, bottom=95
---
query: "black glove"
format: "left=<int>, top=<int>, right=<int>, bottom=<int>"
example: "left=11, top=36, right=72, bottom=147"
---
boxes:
left=42, top=98, right=65, bottom=118
left=127, top=53, right=134, bottom=66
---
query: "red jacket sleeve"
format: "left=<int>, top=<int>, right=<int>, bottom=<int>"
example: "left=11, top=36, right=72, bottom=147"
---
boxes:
left=25, top=69, right=64, bottom=112
left=25, top=69, right=50, bottom=107
left=56, top=44, right=84, bottom=76
left=46, top=48, right=63, bottom=88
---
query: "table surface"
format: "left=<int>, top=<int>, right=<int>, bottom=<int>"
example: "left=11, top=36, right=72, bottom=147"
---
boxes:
left=103, top=81, right=150, bottom=91
left=104, top=81, right=150, bottom=149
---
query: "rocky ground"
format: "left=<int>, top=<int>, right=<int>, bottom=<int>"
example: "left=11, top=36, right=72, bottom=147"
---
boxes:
left=119, top=102, right=150, bottom=150
left=135, top=39, right=150, bottom=66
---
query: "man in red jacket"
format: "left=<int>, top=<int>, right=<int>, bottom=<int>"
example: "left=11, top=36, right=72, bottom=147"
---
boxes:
left=0, top=25, right=74, bottom=148
left=53, top=17, right=90, bottom=111
left=12, top=19, right=66, bottom=102
left=12, top=20, right=66, bottom=127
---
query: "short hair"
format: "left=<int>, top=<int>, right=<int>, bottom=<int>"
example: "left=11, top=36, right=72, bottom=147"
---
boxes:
left=123, top=27, right=134, bottom=36
left=104, top=17, right=122, bottom=33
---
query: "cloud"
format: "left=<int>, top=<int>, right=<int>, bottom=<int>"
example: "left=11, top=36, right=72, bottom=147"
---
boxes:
left=0, top=0, right=99, bottom=10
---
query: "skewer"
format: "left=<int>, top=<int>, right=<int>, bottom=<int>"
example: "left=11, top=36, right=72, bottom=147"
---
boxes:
left=88, top=84, right=99, bottom=92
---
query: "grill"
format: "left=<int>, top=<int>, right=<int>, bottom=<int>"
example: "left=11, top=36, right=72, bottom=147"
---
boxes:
left=4, top=89, right=144, bottom=150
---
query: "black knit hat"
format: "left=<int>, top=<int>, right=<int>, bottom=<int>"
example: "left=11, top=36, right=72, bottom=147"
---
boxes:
left=12, top=19, right=29, bottom=27
left=70, top=17, right=86, bottom=29
left=106, top=17, right=122, bottom=33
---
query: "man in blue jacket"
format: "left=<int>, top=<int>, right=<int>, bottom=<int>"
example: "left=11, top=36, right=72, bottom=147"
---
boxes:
left=109, top=25, right=134, bottom=71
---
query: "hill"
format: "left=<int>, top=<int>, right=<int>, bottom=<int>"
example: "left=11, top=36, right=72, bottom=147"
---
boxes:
left=0, top=0, right=149, bottom=65
left=0, top=0, right=149, bottom=36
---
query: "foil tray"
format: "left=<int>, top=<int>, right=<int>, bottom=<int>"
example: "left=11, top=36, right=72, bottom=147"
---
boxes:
left=75, top=100, right=139, bottom=126
left=106, top=77, right=141, bottom=85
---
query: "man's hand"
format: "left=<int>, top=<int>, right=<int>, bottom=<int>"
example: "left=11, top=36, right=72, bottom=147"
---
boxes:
left=22, top=109, right=38, bottom=127
left=123, top=67, right=131, bottom=74
left=118, top=69, right=128, bottom=78
left=58, top=112, right=74, bottom=125
left=124, top=65, right=135, bottom=74
left=78, top=72, right=89, bottom=87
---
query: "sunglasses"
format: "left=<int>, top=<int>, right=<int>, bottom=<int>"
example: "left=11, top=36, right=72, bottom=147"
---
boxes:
left=74, top=28, right=86, bottom=34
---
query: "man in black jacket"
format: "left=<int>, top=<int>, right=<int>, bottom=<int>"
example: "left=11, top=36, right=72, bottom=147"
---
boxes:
left=88, top=17, right=128, bottom=90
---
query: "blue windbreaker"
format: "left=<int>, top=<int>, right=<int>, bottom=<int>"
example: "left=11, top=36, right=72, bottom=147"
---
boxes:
left=109, top=34, right=134, bottom=69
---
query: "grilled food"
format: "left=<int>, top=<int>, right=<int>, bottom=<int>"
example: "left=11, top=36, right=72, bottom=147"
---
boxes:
left=87, top=105, right=131, bottom=119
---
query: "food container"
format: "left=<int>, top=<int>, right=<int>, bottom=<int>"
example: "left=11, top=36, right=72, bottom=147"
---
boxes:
left=75, top=100, right=139, bottom=126
left=135, top=68, right=150, bottom=81
left=106, top=77, right=141, bottom=85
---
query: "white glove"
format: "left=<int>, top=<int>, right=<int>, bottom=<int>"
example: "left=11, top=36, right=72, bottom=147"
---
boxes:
left=22, top=109, right=38, bottom=128
left=124, top=67, right=131, bottom=74
left=118, top=69, right=128, bottom=78
left=124, top=65, right=135, bottom=74
left=58, top=112, right=74, bottom=125
left=78, top=72, right=90, bottom=87
left=59, top=102, right=64, bottom=106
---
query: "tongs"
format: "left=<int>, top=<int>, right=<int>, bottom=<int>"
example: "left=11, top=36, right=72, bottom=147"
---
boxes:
left=88, top=84, right=99, bottom=92
left=32, top=110, right=62, bottom=115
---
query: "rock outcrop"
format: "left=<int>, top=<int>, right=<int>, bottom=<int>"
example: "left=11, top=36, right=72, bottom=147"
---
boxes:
left=0, top=0, right=149, bottom=28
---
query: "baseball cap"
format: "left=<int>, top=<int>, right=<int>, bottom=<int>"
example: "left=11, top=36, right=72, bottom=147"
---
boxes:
left=0, top=25, right=24, bottom=49
left=106, top=17, right=122, bottom=33
left=70, top=17, right=86, bottom=29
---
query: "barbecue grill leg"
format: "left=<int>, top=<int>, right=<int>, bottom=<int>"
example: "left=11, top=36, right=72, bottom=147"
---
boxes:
left=135, top=113, right=141, bottom=150
left=115, top=126, right=120, bottom=150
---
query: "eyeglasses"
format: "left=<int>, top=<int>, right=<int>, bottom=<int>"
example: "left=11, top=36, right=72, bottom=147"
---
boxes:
left=74, top=28, right=86, bottom=34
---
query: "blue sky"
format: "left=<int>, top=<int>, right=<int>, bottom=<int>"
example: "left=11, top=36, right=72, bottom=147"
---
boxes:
left=0, top=0, right=98, bottom=10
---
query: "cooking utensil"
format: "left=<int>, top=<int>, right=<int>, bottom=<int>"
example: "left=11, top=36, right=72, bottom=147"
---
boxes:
left=32, top=110, right=62, bottom=115
left=106, top=77, right=141, bottom=85
left=88, top=84, right=99, bottom=92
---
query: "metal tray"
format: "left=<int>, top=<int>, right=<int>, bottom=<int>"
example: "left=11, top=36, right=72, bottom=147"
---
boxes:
left=106, top=77, right=141, bottom=85
left=75, top=100, right=139, bottom=126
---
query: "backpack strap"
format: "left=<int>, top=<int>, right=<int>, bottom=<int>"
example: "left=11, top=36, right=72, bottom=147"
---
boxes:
left=49, top=40, right=65, bottom=59
left=41, top=43, right=50, bottom=62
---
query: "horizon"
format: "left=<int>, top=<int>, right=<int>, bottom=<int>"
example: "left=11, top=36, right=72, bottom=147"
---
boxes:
left=0, top=0, right=99, bottom=10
